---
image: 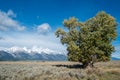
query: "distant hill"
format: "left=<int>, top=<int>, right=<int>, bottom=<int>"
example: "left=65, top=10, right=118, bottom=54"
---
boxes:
left=0, top=47, right=67, bottom=61
left=1, top=46, right=120, bottom=61
left=111, top=57, right=120, bottom=60
left=0, top=50, right=67, bottom=61
left=0, top=51, right=15, bottom=61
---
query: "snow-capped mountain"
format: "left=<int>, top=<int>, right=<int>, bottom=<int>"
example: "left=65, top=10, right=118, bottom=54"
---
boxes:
left=0, top=46, right=67, bottom=61
left=5, top=46, right=63, bottom=54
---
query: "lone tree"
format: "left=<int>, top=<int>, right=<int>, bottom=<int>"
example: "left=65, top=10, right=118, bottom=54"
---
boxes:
left=55, top=11, right=117, bottom=68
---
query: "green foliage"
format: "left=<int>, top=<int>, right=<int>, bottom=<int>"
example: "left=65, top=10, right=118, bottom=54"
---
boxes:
left=55, top=11, right=117, bottom=68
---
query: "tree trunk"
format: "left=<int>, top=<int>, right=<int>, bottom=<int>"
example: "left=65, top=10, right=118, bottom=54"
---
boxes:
left=82, top=61, right=94, bottom=68
left=82, top=62, right=89, bottom=68
left=89, top=62, right=94, bottom=68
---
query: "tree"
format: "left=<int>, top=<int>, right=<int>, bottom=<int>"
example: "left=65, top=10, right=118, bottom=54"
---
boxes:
left=55, top=11, right=117, bottom=68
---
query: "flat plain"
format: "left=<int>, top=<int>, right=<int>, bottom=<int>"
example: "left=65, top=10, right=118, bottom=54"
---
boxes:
left=0, top=61, right=120, bottom=80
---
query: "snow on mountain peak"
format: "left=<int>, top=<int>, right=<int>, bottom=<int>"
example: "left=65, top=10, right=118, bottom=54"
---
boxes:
left=30, top=46, right=56, bottom=54
left=8, top=46, right=27, bottom=53
left=0, top=46, right=63, bottom=54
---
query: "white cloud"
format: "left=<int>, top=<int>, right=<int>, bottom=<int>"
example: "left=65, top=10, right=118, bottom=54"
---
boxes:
left=112, top=45, right=120, bottom=58
left=0, top=10, right=66, bottom=54
left=0, top=32, right=66, bottom=54
left=7, top=10, right=16, bottom=17
left=37, top=23, right=51, bottom=35
left=0, top=10, right=26, bottom=31
left=0, top=36, right=4, bottom=40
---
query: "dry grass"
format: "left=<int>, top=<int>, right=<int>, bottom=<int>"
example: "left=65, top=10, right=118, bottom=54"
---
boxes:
left=0, top=61, right=120, bottom=80
left=0, top=61, right=79, bottom=65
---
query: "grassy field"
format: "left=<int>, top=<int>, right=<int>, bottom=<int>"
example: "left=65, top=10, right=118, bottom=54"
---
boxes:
left=0, top=61, right=120, bottom=80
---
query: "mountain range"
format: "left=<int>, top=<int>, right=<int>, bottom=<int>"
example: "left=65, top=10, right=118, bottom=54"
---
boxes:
left=0, top=46, right=67, bottom=61
left=0, top=46, right=120, bottom=61
left=111, top=57, right=120, bottom=60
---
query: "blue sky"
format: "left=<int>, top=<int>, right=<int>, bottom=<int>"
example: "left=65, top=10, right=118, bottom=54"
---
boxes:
left=0, top=0, right=120, bottom=57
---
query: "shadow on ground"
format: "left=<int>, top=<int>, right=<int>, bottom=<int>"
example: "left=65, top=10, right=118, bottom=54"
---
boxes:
left=52, top=64, right=83, bottom=69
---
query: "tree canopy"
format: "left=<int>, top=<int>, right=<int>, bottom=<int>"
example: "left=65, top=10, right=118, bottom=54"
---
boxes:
left=55, top=11, right=117, bottom=68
